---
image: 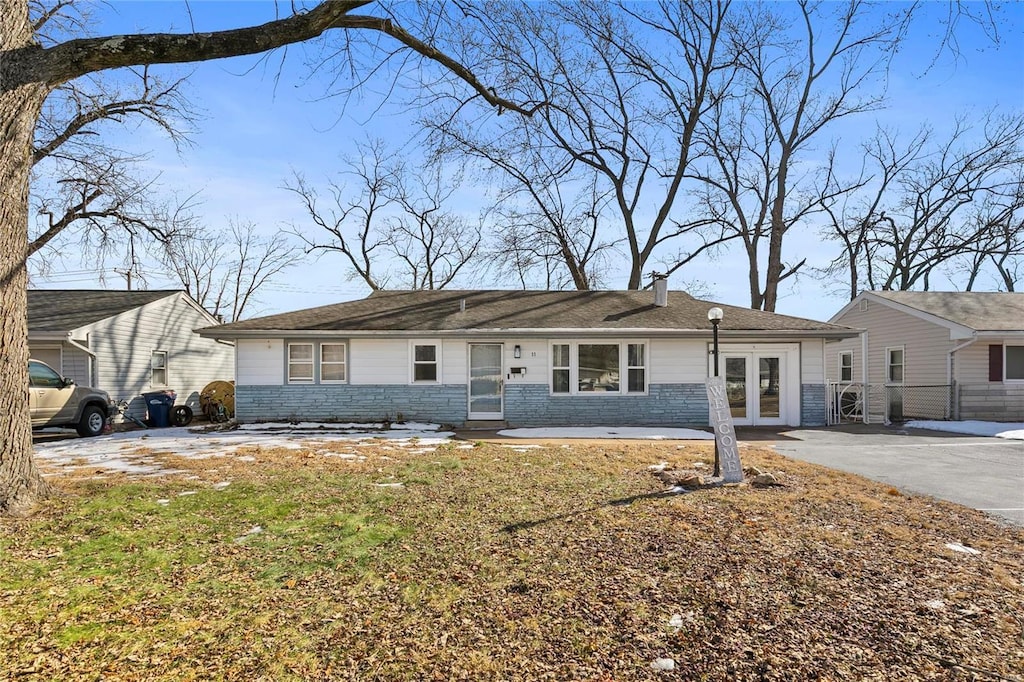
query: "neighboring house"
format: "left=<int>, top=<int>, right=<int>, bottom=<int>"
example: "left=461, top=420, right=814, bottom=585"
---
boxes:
left=28, top=289, right=235, bottom=419
left=826, top=291, right=1024, bottom=422
left=198, top=286, right=858, bottom=428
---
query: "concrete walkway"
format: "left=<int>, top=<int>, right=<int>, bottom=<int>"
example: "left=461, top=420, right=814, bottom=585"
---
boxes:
left=771, top=425, right=1024, bottom=526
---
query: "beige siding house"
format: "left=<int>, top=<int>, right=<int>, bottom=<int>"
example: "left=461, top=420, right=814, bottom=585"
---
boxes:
left=28, top=290, right=235, bottom=419
left=827, top=291, right=1024, bottom=422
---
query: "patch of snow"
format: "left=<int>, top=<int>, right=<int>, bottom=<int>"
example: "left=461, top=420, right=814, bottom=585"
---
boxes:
left=945, top=542, right=981, bottom=555
left=651, top=658, right=675, bottom=671
left=905, top=420, right=1024, bottom=440
left=156, top=499, right=170, bottom=505
left=648, top=462, right=669, bottom=472
left=374, top=482, right=404, bottom=488
left=177, top=491, right=197, bottom=496
left=498, top=427, right=714, bottom=440
left=213, top=481, right=231, bottom=490
left=235, top=525, right=263, bottom=543
left=456, top=444, right=475, bottom=450
left=668, top=614, right=683, bottom=629
left=925, top=599, right=945, bottom=610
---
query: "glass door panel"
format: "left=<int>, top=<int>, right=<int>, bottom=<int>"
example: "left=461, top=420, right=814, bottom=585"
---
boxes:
left=724, top=356, right=747, bottom=419
left=758, top=357, right=781, bottom=418
left=469, top=343, right=503, bottom=418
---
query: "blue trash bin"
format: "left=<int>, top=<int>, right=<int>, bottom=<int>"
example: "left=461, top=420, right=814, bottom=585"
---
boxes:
left=143, top=390, right=176, bottom=428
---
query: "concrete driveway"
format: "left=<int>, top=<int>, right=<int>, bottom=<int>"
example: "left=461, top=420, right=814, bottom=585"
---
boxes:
left=771, top=424, right=1024, bottom=526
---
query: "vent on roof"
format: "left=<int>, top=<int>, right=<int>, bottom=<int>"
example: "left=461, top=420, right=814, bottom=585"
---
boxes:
left=460, top=298, right=466, bottom=313
left=651, top=273, right=668, bottom=307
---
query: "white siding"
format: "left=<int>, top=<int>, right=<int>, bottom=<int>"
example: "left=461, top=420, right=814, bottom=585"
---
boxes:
left=832, top=300, right=953, bottom=385
left=824, top=336, right=863, bottom=383
left=349, top=338, right=409, bottom=385
left=443, top=339, right=467, bottom=384
left=76, top=293, right=234, bottom=410
left=800, top=340, right=825, bottom=383
left=237, top=339, right=284, bottom=385
left=651, top=339, right=708, bottom=383
left=504, top=339, right=548, bottom=385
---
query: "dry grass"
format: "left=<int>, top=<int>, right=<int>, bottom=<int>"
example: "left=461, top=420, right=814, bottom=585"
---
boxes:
left=2, top=439, right=1022, bottom=681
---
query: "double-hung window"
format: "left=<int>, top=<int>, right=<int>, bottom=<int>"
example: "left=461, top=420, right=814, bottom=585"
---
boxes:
left=151, top=351, right=168, bottom=386
left=412, top=342, right=440, bottom=383
left=288, top=343, right=315, bottom=383
left=838, top=351, right=853, bottom=383
left=886, top=347, right=904, bottom=384
left=550, top=341, right=647, bottom=395
left=320, top=343, right=347, bottom=382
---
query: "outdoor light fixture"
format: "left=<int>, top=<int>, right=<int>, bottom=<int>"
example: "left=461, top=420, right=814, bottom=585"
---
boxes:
left=707, top=307, right=724, bottom=377
left=514, top=344, right=522, bottom=359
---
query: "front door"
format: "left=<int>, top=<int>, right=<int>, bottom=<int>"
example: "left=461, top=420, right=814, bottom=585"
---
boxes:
left=720, top=352, right=787, bottom=426
left=468, top=343, right=503, bottom=420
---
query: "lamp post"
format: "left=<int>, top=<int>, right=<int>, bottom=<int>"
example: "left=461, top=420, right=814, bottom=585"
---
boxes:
left=707, top=307, right=724, bottom=476
left=707, top=307, right=723, bottom=376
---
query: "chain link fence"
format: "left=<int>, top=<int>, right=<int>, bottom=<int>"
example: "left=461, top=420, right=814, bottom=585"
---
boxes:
left=828, top=383, right=951, bottom=424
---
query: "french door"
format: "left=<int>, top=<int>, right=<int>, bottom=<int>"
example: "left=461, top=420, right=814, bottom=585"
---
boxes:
left=720, top=351, right=788, bottom=426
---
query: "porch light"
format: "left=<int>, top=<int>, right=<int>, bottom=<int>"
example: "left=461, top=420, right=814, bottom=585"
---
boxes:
left=514, top=344, right=522, bottom=359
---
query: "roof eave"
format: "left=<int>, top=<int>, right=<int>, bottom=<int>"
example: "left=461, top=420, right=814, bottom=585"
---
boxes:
left=199, top=327, right=859, bottom=340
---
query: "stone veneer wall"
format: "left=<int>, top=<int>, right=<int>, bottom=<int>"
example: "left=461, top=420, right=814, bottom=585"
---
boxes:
left=235, top=382, right=830, bottom=427
left=503, top=383, right=710, bottom=427
left=957, top=384, right=1024, bottom=421
left=801, top=384, right=827, bottom=427
left=234, top=384, right=467, bottom=425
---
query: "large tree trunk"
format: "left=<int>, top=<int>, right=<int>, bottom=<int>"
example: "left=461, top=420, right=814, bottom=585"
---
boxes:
left=0, top=8, right=51, bottom=514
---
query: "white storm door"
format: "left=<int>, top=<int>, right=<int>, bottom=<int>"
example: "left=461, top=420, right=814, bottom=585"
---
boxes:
left=468, top=343, right=503, bottom=419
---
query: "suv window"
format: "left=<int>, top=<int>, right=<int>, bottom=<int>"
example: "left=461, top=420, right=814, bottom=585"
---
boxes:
left=29, top=361, right=64, bottom=388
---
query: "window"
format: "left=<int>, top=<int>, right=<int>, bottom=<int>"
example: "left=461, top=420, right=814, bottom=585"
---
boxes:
left=412, top=343, right=439, bottom=383
left=1007, top=346, right=1024, bottom=381
left=552, top=344, right=570, bottom=394
left=578, top=344, right=619, bottom=392
left=288, top=343, right=314, bottom=383
left=151, top=351, right=168, bottom=386
left=549, top=341, right=647, bottom=395
left=886, top=347, right=904, bottom=384
left=29, top=361, right=64, bottom=388
left=838, top=351, right=853, bottom=383
left=627, top=343, right=646, bottom=392
left=320, top=343, right=347, bottom=382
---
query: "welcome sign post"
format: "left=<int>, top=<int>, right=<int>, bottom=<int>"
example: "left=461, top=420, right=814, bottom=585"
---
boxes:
left=706, top=375, right=744, bottom=483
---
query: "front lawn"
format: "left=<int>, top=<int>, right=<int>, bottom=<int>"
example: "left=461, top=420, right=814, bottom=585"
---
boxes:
left=2, top=438, right=1021, bottom=680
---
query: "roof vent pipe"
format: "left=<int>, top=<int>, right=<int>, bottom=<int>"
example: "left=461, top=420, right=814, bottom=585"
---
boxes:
left=460, top=298, right=466, bottom=313
left=652, top=273, right=668, bottom=307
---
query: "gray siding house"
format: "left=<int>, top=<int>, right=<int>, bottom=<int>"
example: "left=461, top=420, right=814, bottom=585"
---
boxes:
left=827, top=291, right=1024, bottom=422
left=28, top=290, right=235, bottom=419
left=199, top=287, right=858, bottom=428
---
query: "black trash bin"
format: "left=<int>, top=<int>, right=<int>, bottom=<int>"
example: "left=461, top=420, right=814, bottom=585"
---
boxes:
left=143, top=390, right=177, bottom=428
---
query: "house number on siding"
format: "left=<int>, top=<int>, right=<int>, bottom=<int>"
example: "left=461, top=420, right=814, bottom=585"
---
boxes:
left=705, top=376, right=744, bottom=483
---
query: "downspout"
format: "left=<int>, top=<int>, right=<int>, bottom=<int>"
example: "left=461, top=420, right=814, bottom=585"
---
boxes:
left=948, top=335, right=977, bottom=421
left=861, top=330, right=870, bottom=424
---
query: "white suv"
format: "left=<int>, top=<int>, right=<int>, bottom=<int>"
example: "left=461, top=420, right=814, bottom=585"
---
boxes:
left=29, top=360, right=113, bottom=437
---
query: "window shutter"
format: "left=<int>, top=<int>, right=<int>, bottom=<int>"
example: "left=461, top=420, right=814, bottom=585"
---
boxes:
left=988, top=345, right=1003, bottom=382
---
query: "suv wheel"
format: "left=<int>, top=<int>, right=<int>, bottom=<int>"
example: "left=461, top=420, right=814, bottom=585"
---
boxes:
left=76, top=405, right=106, bottom=437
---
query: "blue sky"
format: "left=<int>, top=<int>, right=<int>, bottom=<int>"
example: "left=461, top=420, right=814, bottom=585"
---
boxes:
left=31, top=1, right=1024, bottom=322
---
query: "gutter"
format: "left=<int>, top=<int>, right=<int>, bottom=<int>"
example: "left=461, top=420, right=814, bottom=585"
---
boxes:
left=198, top=327, right=863, bottom=341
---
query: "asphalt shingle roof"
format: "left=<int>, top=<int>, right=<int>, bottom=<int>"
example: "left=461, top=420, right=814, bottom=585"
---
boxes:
left=28, top=290, right=179, bottom=333
left=869, top=291, right=1024, bottom=332
left=204, top=289, right=854, bottom=335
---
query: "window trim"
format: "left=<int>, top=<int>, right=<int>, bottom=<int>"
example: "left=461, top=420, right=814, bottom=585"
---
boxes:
left=885, top=345, right=905, bottom=385
left=151, top=350, right=168, bottom=387
left=838, top=350, right=853, bottom=383
left=409, top=340, right=441, bottom=384
left=548, top=339, right=648, bottom=396
left=287, top=342, right=315, bottom=384
left=319, top=342, right=348, bottom=384
left=1005, top=344, right=1024, bottom=383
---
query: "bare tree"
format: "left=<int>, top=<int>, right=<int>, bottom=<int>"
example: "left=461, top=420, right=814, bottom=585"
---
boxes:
left=822, top=114, right=1024, bottom=297
left=431, top=0, right=737, bottom=290
left=0, top=0, right=530, bottom=514
left=948, top=173, right=1024, bottom=292
left=164, top=219, right=302, bottom=322
left=287, top=140, right=482, bottom=290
